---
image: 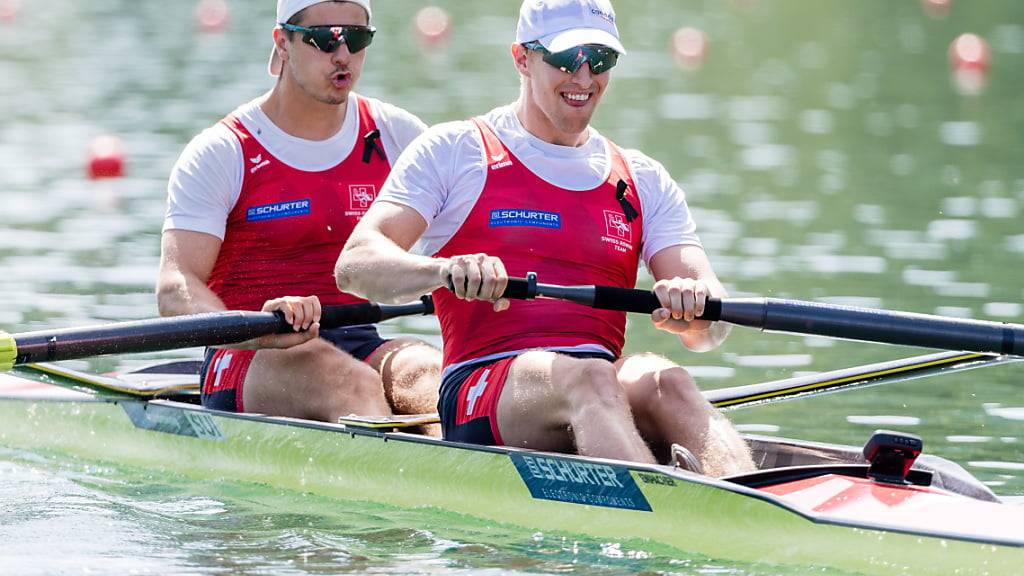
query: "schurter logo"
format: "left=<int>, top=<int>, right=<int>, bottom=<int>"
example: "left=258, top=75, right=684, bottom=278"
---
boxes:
left=602, top=210, right=633, bottom=254
left=246, top=199, right=311, bottom=222
left=249, top=154, right=271, bottom=174
left=346, top=184, right=377, bottom=217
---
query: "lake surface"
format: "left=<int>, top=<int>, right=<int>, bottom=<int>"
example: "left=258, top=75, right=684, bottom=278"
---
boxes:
left=1, top=0, right=1023, bottom=573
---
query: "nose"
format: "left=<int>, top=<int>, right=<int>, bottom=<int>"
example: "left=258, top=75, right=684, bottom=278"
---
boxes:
left=570, top=63, right=595, bottom=87
left=330, top=43, right=352, bottom=65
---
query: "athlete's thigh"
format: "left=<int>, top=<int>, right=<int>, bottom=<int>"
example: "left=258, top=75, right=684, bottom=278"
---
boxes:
left=495, top=351, right=601, bottom=453
left=243, top=338, right=376, bottom=418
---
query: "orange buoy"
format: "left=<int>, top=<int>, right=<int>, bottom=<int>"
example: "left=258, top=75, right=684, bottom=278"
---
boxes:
left=948, top=33, right=990, bottom=72
left=670, top=27, right=708, bottom=71
left=87, top=135, right=126, bottom=180
left=413, top=6, right=452, bottom=49
left=194, top=0, right=229, bottom=33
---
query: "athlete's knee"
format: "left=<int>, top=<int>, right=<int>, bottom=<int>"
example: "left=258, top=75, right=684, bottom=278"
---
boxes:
left=653, top=366, right=708, bottom=416
left=566, top=359, right=627, bottom=409
left=393, top=345, right=441, bottom=382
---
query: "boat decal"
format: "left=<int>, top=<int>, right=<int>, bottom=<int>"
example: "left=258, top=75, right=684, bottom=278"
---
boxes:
left=509, top=452, right=652, bottom=511
left=637, top=472, right=677, bottom=486
left=121, top=402, right=225, bottom=440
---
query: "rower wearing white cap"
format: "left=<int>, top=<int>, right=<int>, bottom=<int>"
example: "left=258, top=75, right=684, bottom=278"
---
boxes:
left=337, top=0, right=755, bottom=474
left=158, top=0, right=441, bottom=428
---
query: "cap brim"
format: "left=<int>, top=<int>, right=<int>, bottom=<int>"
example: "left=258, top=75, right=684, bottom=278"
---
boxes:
left=540, top=28, right=626, bottom=55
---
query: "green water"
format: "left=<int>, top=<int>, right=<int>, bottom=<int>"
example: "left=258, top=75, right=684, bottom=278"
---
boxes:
left=1, top=0, right=1023, bottom=573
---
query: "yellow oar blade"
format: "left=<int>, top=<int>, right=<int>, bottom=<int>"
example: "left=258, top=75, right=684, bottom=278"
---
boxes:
left=0, top=332, right=15, bottom=372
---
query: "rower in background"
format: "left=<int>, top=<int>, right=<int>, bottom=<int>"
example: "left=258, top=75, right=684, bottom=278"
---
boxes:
left=157, top=0, right=441, bottom=429
left=337, top=0, right=754, bottom=474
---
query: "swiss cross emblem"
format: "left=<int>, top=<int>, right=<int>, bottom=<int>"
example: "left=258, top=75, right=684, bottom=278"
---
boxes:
left=349, top=185, right=377, bottom=210
left=604, top=210, right=631, bottom=241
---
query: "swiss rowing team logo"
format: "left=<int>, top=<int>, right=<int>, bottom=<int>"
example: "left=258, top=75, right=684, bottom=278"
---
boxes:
left=347, top=185, right=377, bottom=215
left=602, top=210, right=633, bottom=254
left=604, top=210, right=631, bottom=241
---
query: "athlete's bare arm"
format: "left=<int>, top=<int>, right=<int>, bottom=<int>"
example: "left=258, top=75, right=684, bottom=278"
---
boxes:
left=337, top=201, right=510, bottom=308
left=647, top=244, right=731, bottom=352
left=157, top=229, right=319, bottom=349
left=157, top=230, right=227, bottom=316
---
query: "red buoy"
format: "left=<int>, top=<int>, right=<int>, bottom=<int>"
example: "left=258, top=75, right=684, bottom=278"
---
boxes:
left=87, top=135, right=126, bottom=180
left=194, top=0, right=229, bottom=33
left=0, top=0, right=21, bottom=23
left=413, top=6, right=452, bottom=49
left=921, top=0, right=952, bottom=18
left=948, top=33, right=990, bottom=72
left=670, top=27, right=708, bottom=71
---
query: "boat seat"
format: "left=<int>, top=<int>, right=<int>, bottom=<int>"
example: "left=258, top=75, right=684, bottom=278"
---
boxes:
left=337, top=413, right=441, bottom=432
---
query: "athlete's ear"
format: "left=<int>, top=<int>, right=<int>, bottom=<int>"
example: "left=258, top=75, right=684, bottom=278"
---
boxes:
left=274, top=27, right=290, bottom=69
left=511, top=43, right=531, bottom=78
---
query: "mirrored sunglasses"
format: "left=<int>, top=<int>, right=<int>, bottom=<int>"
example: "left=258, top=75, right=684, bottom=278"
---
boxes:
left=522, top=41, right=620, bottom=75
left=280, top=23, right=376, bottom=54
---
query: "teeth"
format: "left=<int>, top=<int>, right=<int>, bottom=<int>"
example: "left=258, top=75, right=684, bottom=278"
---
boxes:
left=564, top=93, right=590, bottom=102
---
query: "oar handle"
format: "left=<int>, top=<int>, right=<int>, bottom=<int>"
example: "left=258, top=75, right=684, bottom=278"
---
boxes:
left=319, top=296, right=434, bottom=328
left=501, top=274, right=724, bottom=319
left=2, top=296, right=435, bottom=368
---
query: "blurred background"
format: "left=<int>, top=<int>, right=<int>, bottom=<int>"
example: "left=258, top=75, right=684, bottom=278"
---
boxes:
left=1, top=0, right=1023, bottom=573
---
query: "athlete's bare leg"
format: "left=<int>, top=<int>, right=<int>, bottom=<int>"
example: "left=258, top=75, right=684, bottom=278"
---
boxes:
left=495, top=351, right=656, bottom=463
left=369, top=337, right=442, bottom=436
left=615, top=353, right=755, bottom=477
left=243, top=338, right=391, bottom=422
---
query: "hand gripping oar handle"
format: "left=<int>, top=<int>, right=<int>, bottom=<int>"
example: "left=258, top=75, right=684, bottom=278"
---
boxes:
left=0, top=296, right=434, bottom=370
left=498, top=273, right=1024, bottom=357
left=501, top=273, right=724, bottom=318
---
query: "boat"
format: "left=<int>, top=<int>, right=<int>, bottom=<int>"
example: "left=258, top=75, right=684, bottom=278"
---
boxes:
left=2, top=278, right=1023, bottom=575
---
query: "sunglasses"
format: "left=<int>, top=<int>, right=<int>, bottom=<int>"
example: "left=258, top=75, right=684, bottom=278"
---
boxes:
left=522, top=41, right=620, bottom=75
left=280, top=23, right=376, bottom=54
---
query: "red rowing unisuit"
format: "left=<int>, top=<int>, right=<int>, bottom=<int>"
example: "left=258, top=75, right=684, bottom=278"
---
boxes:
left=432, top=118, right=644, bottom=367
left=208, top=98, right=390, bottom=311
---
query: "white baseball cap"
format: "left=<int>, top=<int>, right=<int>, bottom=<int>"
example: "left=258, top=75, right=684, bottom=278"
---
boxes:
left=515, top=0, right=625, bottom=55
left=268, top=0, right=373, bottom=76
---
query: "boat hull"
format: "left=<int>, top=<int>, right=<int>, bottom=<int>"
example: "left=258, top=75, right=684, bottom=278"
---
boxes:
left=0, top=374, right=1020, bottom=575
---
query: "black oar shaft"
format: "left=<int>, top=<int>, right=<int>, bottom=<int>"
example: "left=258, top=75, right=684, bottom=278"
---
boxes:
left=10, top=298, right=433, bottom=365
left=721, top=298, right=1022, bottom=357
left=501, top=275, right=1024, bottom=357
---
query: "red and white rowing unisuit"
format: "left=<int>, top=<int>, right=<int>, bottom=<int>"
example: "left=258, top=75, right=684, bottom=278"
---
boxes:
left=432, top=118, right=644, bottom=367
left=208, top=98, right=390, bottom=311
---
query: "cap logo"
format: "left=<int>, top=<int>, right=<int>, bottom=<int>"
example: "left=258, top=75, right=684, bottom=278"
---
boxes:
left=590, top=8, right=615, bottom=23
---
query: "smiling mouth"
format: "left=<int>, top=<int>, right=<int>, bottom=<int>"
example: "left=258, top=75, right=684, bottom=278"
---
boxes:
left=562, top=91, right=592, bottom=106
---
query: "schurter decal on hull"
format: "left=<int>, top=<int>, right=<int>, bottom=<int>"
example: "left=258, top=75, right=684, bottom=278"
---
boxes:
left=510, top=452, right=652, bottom=511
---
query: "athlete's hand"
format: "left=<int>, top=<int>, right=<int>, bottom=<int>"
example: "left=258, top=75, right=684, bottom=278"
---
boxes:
left=442, top=254, right=510, bottom=312
left=650, top=277, right=714, bottom=336
left=256, top=296, right=322, bottom=349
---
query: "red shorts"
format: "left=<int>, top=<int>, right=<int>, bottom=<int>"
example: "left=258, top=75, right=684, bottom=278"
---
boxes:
left=437, top=356, right=516, bottom=445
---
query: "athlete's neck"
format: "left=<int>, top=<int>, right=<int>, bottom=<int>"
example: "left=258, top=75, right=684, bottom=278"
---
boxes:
left=513, top=98, right=590, bottom=148
left=260, top=82, right=348, bottom=141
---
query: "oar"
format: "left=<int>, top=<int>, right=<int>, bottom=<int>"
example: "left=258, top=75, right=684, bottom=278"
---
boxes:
left=497, top=273, right=1024, bottom=357
left=705, top=351, right=1017, bottom=409
left=0, top=297, right=434, bottom=371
